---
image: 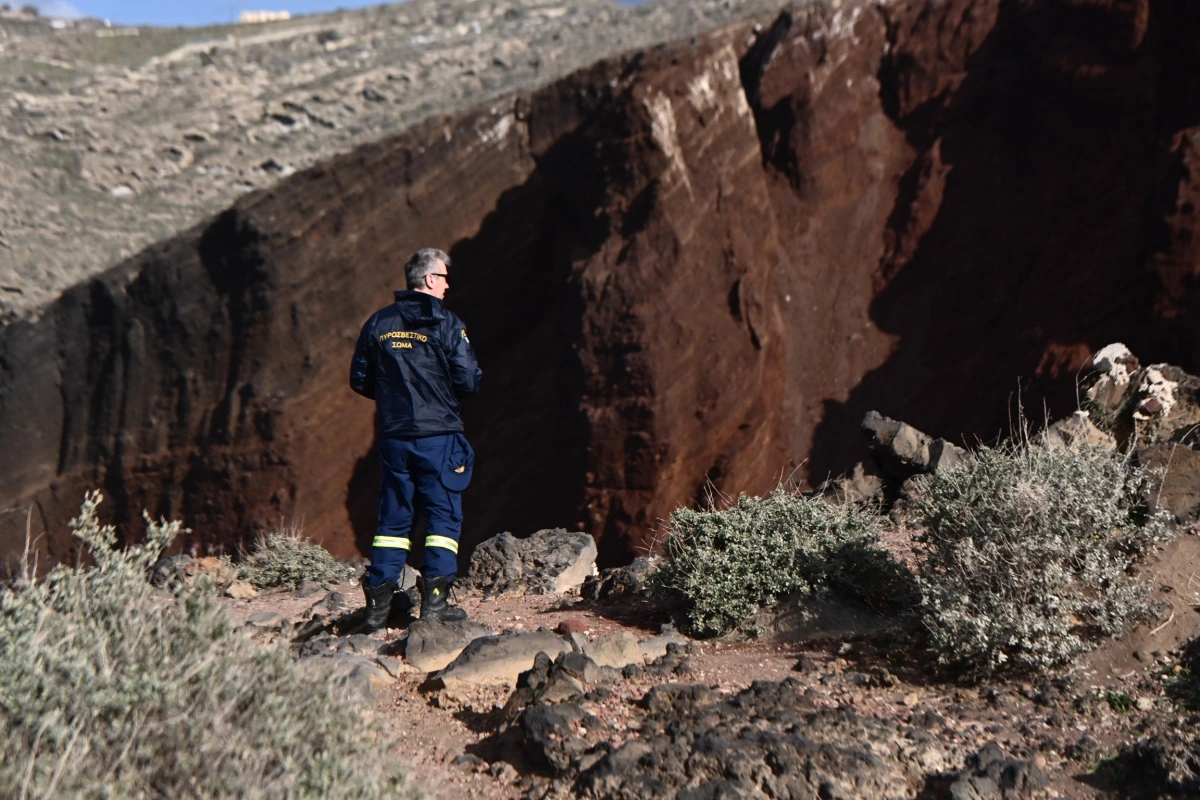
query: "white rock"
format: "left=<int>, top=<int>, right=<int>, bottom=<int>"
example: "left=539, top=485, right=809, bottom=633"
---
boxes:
left=1092, top=343, right=1134, bottom=385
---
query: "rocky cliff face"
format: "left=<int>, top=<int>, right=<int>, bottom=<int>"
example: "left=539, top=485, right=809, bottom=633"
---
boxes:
left=3, top=0, right=1200, bottom=567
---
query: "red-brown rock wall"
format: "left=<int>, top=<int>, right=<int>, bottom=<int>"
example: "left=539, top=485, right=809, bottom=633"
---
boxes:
left=5, top=0, right=1200, bottom=566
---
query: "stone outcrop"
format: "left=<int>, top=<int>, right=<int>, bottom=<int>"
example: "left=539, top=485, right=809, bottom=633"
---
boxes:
left=432, top=628, right=571, bottom=688
left=402, top=618, right=494, bottom=673
left=1083, top=343, right=1200, bottom=522
left=946, top=743, right=1049, bottom=800
left=570, top=679, right=951, bottom=799
left=861, top=410, right=966, bottom=480
left=464, top=529, right=598, bottom=596
left=5, top=0, right=1200, bottom=568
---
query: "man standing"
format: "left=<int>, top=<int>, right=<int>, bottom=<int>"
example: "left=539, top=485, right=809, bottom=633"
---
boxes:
left=350, top=247, right=482, bottom=631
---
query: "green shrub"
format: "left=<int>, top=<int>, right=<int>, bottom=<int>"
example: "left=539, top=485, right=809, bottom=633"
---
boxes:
left=913, top=442, right=1173, bottom=678
left=650, top=487, right=909, bottom=637
left=0, top=492, right=407, bottom=799
left=1105, top=690, right=1135, bottom=714
left=239, top=520, right=347, bottom=590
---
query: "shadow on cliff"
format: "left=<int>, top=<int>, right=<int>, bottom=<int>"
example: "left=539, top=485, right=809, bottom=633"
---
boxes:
left=344, top=99, right=644, bottom=565
left=806, top=0, right=1200, bottom=481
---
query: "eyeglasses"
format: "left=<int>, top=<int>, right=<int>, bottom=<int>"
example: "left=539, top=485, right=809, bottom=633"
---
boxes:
left=428, top=273, right=449, bottom=280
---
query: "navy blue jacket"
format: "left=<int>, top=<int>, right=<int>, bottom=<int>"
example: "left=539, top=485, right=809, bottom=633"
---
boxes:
left=350, top=291, right=482, bottom=438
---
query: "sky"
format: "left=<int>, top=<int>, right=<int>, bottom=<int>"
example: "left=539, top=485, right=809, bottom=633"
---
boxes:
left=31, top=0, right=644, bottom=28
left=32, top=1, right=399, bottom=27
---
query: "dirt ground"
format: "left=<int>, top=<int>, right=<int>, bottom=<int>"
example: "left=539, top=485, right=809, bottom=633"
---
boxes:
left=219, top=532, right=1200, bottom=800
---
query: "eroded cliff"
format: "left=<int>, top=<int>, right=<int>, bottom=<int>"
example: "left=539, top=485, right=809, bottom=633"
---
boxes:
left=3, top=0, right=1200, bottom=566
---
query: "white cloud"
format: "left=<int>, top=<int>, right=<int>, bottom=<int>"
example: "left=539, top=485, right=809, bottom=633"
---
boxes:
left=34, top=1, right=83, bottom=19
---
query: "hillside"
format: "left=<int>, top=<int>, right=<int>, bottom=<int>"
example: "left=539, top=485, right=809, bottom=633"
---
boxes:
left=0, top=0, right=784, bottom=322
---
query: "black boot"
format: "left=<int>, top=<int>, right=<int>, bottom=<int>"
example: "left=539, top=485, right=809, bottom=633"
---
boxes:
left=418, top=575, right=467, bottom=623
left=386, top=586, right=418, bottom=629
left=361, top=575, right=397, bottom=633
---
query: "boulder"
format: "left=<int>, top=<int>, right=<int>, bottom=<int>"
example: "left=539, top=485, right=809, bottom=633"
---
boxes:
left=1076, top=345, right=1200, bottom=520
left=324, top=655, right=395, bottom=700
left=151, top=554, right=237, bottom=590
left=431, top=629, right=571, bottom=689
left=582, top=630, right=643, bottom=670
left=947, top=742, right=1049, bottom=800
left=224, top=579, right=258, bottom=599
left=503, top=650, right=622, bottom=722
left=465, top=529, right=597, bottom=596
left=575, top=679, right=951, bottom=798
left=522, top=703, right=601, bottom=773
left=861, top=411, right=966, bottom=480
left=1083, top=345, right=1200, bottom=448
left=403, top=618, right=494, bottom=673
left=581, top=556, right=655, bottom=601
left=637, top=623, right=691, bottom=662
left=305, top=589, right=354, bottom=619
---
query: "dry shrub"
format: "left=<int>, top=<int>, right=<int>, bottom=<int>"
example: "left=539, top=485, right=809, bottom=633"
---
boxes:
left=650, top=487, right=912, bottom=638
left=0, top=492, right=407, bottom=799
left=913, top=442, right=1173, bottom=678
left=238, top=520, right=348, bottom=590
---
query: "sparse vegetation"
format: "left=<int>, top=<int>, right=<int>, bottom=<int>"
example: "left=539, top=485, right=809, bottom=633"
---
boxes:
left=1105, top=690, right=1135, bottom=714
left=238, top=520, right=347, bottom=590
left=912, top=442, right=1173, bottom=678
left=0, top=492, right=405, bottom=798
left=1164, top=665, right=1200, bottom=711
left=650, top=487, right=912, bottom=638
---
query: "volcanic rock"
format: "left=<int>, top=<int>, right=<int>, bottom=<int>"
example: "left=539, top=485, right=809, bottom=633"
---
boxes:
left=946, top=742, right=1049, bottom=800
left=574, top=678, right=951, bottom=799
left=581, top=630, right=642, bottom=670
left=326, top=654, right=396, bottom=699
left=580, top=555, right=654, bottom=601
left=465, top=529, right=598, bottom=596
left=431, top=628, right=571, bottom=688
left=861, top=410, right=966, bottom=480
left=224, top=579, right=258, bottom=599
left=503, top=650, right=621, bottom=723
left=402, top=617, right=494, bottom=673
left=6, top=0, right=1200, bottom=571
left=522, top=702, right=602, bottom=774
left=1037, top=410, right=1117, bottom=453
left=1081, top=344, right=1200, bottom=521
left=636, top=623, right=690, bottom=662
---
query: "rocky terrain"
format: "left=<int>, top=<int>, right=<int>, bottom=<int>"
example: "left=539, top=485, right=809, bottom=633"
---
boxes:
left=217, top=465, right=1200, bottom=797
left=4, top=0, right=1200, bottom=576
left=184, top=344, right=1200, bottom=800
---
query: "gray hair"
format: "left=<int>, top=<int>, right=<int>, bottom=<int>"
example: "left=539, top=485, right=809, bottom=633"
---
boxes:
left=405, top=247, right=451, bottom=290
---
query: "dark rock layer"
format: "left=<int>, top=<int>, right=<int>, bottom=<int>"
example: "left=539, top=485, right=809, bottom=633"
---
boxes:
left=3, top=0, right=1200, bottom=566
left=573, top=679, right=949, bottom=799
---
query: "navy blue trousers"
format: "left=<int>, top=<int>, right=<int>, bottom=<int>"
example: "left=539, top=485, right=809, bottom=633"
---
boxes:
left=366, top=433, right=472, bottom=586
